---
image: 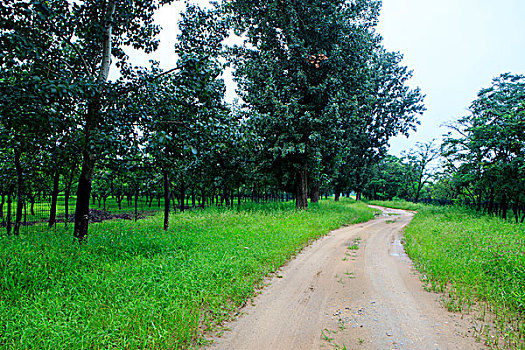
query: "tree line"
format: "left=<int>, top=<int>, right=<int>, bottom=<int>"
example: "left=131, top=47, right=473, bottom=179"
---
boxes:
left=0, top=0, right=425, bottom=240
left=362, top=73, right=525, bottom=222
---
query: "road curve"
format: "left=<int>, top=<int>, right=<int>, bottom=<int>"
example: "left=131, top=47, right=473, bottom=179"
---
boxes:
left=207, top=207, right=485, bottom=350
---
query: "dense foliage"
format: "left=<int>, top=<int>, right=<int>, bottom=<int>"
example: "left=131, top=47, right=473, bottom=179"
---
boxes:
left=441, top=73, right=525, bottom=221
left=0, top=0, right=423, bottom=238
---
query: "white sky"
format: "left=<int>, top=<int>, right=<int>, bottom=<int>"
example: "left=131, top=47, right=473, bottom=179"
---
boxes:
left=377, top=0, right=525, bottom=154
left=124, top=0, right=525, bottom=155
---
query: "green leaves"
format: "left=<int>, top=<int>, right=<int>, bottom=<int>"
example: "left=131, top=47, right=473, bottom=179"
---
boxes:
left=442, top=73, right=525, bottom=218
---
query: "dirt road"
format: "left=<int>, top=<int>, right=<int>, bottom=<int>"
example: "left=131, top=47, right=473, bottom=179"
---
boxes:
left=208, top=207, right=485, bottom=350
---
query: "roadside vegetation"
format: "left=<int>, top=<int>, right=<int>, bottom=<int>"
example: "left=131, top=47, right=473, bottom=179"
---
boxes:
left=0, top=199, right=373, bottom=349
left=367, top=199, right=424, bottom=212
left=400, top=205, right=525, bottom=349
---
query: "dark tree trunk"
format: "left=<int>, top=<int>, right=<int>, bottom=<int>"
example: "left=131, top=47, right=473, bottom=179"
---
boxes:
left=49, top=170, right=60, bottom=227
left=74, top=97, right=101, bottom=243
left=134, top=189, right=139, bottom=221
left=6, top=186, right=13, bottom=235
left=488, top=189, right=495, bottom=214
left=355, top=190, right=362, bottom=201
left=0, top=194, right=4, bottom=219
left=238, top=188, right=241, bottom=208
left=501, top=193, right=508, bottom=220
left=29, top=195, right=35, bottom=216
left=513, top=200, right=519, bottom=223
left=201, top=187, right=206, bottom=209
left=310, top=183, right=320, bottom=203
left=64, top=166, right=75, bottom=227
left=13, top=149, right=23, bottom=235
left=171, top=191, right=177, bottom=212
left=192, top=190, right=196, bottom=209
left=180, top=180, right=185, bottom=212
left=163, top=170, right=170, bottom=231
left=295, top=167, right=308, bottom=209
left=224, top=189, right=230, bottom=208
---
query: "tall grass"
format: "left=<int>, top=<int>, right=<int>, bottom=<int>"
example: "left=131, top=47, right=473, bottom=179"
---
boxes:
left=367, top=199, right=424, bottom=211
left=0, top=199, right=373, bottom=349
left=404, top=205, right=525, bottom=349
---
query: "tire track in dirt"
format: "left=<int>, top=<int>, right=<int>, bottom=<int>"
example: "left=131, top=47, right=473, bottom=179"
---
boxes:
left=207, top=207, right=486, bottom=350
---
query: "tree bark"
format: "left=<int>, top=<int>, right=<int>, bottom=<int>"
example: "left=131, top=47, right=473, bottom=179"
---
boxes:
left=163, top=170, right=170, bottom=231
left=13, top=149, right=23, bottom=235
left=74, top=91, right=102, bottom=241
left=64, top=166, right=75, bottom=226
left=501, top=193, right=508, bottom=220
left=180, top=180, right=185, bottom=212
left=0, top=194, right=4, bottom=219
left=73, top=1, right=115, bottom=242
left=49, top=170, right=60, bottom=227
left=355, top=190, right=362, bottom=201
left=6, top=186, right=13, bottom=235
left=295, top=167, right=308, bottom=209
left=310, top=183, right=320, bottom=203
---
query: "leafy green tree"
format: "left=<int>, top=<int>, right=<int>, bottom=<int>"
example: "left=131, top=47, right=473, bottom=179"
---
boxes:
left=400, top=140, right=439, bottom=202
left=334, top=49, right=425, bottom=201
left=443, top=73, right=525, bottom=220
left=230, top=0, right=387, bottom=208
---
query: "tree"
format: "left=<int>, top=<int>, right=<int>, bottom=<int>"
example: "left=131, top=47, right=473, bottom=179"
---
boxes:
left=401, top=140, right=439, bottom=202
left=442, top=73, right=525, bottom=221
left=229, top=0, right=386, bottom=208
left=334, top=48, right=425, bottom=201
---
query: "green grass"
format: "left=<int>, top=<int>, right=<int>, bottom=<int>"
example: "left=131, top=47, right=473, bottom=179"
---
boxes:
left=367, top=199, right=424, bottom=211
left=0, top=199, right=374, bottom=349
left=404, top=205, right=525, bottom=349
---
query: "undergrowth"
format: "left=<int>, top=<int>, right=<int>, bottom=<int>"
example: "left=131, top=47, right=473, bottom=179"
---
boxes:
left=367, top=199, right=424, bottom=211
left=0, top=199, right=373, bottom=349
left=404, top=205, right=525, bottom=349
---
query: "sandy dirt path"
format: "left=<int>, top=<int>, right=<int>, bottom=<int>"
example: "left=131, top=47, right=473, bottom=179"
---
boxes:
left=207, top=207, right=485, bottom=350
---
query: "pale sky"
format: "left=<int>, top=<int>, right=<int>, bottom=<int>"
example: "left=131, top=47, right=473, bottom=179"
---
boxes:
left=124, top=0, right=525, bottom=155
left=377, top=0, right=525, bottom=154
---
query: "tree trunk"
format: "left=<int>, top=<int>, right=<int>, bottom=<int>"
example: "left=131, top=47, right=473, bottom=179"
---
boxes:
left=355, top=190, right=362, bottom=201
left=134, top=189, right=139, bottom=221
left=74, top=97, right=100, bottom=243
left=201, top=187, right=206, bottom=209
left=64, top=166, right=75, bottom=227
left=6, top=186, right=13, bottom=235
left=49, top=170, right=60, bottom=227
left=73, top=1, right=115, bottom=242
left=13, top=149, right=23, bottom=235
left=0, top=194, right=4, bottom=219
left=171, top=191, right=177, bottom=212
left=488, top=189, right=495, bottom=214
left=295, top=167, right=308, bottom=209
left=29, top=195, right=35, bottom=216
left=310, top=183, right=320, bottom=203
left=501, top=193, right=508, bottom=220
left=180, top=180, right=185, bottom=212
left=163, top=170, right=169, bottom=231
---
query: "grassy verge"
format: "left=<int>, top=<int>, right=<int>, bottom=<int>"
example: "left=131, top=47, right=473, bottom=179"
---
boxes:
left=403, top=205, right=525, bottom=349
left=0, top=199, right=373, bottom=349
left=367, top=199, right=424, bottom=211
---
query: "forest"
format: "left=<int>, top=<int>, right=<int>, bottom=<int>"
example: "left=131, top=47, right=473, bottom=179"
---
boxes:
left=1, top=0, right=525, bottom=348
left=2, top=0, right=523, bottom=240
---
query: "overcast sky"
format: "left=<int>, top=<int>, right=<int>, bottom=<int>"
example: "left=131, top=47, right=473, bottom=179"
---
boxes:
left=124, top=0, right=525, bottom=155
